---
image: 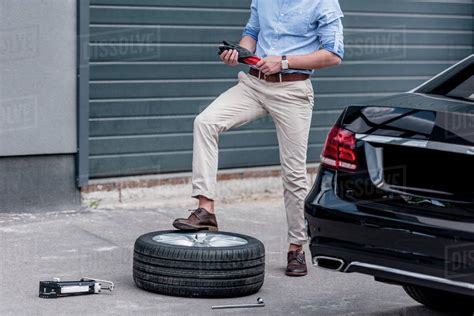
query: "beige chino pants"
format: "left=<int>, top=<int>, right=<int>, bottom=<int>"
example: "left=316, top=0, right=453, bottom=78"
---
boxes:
left=192, top=71, right=314, bottom=245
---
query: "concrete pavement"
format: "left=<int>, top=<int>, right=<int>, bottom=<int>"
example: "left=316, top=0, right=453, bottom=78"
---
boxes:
left=0, top=194, right=459, bottom=315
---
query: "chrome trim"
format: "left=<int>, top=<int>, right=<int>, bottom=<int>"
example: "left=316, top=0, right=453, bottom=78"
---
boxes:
left=357, top=134, right=428, bottom=146
left=357, top=133, right=474, bottom=156
left=364, top=142, right=384, bottom=188
left=344, top=262, right=474, bottom=291
left=312, top=256, right=345, bottom=272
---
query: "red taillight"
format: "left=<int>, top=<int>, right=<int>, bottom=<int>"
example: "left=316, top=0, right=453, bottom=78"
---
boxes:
left=321, top=125, right=357, bottom=171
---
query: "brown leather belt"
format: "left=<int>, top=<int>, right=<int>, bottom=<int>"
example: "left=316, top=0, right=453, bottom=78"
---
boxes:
left=249, top=68, right=309, bottom=82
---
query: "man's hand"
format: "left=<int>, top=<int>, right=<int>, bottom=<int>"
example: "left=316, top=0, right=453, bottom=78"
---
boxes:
left=256, top=56, right=282, bottom=75
left=220, top=49, right=239, bottom=66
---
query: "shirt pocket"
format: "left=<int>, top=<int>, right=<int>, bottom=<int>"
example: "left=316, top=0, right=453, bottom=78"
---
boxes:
left=281, top=9, right=310, bottom=35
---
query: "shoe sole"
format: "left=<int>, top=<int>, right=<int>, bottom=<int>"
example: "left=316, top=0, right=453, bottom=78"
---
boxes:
left=173, top=222, right=219, bottom=232
left=285, top=271, right=308, bottom=277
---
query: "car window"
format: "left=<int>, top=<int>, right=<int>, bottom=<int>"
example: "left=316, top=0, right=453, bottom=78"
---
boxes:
left=415, top=57, right=474, bottom=102
left=446, top=75, right=474, bottom=101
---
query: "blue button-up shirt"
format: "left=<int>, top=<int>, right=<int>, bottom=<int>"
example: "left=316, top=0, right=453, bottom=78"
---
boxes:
left=242, top=0, right=344, bottom=74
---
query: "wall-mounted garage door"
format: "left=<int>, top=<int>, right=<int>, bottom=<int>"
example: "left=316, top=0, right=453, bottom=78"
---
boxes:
left=88, top=0, right=473, bottom=178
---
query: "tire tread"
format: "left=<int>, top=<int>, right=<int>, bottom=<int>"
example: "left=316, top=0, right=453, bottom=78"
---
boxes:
left=133, top=230, right=265, bottom=298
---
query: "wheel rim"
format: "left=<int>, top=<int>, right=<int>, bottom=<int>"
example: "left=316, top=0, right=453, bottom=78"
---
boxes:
left=152, top=232, right=248, bottom=247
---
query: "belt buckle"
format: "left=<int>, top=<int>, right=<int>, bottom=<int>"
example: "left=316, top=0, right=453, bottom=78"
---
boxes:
left=258, top=70, right=282, bottom=82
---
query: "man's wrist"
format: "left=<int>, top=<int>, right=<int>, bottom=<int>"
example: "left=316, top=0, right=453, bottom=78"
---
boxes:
left=239, top=36, right=257, bottom=54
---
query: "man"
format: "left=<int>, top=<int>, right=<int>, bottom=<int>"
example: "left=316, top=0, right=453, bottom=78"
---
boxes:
left=173, top=0, right=344, bottom=276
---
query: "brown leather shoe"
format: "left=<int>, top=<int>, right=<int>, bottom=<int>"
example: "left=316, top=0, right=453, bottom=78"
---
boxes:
left=172, top=208, right=218, bottom=232
left=286, top=251, right=308, bottom=276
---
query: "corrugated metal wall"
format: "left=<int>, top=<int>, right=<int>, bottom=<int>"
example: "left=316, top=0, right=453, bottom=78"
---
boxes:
left=88, top=0, right=473, bottom=178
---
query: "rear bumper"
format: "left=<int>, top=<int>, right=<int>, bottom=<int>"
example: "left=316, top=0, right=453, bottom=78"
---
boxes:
left=305, top=167, right=474, bottom=297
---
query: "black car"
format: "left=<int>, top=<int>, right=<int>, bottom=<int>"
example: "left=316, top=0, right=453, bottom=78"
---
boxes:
left=305, top=54, right=474, bottom=312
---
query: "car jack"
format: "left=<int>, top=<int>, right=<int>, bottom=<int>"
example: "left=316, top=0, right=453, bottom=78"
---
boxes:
left=39, top=277, right=114, bottom=298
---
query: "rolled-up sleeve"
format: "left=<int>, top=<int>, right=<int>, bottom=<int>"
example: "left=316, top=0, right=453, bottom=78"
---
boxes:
left=316, top=1, right=344, bottom=59
left=242, top=0, right=259, bottom=41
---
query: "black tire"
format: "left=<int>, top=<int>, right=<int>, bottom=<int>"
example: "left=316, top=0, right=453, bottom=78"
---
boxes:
left=403, top=285, right=474, bottom=312
left=133, top=230, right=265, bottom=298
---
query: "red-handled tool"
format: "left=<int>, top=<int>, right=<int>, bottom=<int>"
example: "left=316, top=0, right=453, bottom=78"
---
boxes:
left=218, top=40, right=261, bottom=65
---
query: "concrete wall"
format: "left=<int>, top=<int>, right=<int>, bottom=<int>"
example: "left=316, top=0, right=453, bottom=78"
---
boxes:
left=0, top=0, right=80, bottom=213
left=0, top=0, right=77, bottom=156
left=0, top=155, right=80, bottom=212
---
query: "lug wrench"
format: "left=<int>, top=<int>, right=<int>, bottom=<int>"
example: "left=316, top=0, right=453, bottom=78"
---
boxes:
left=212, top=297, right=265, bottom=310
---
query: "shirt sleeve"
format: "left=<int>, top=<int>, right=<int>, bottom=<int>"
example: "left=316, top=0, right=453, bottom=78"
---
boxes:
left=316, top=1, right=344, bottom=59
left=242, top=0, right=259, bottom=41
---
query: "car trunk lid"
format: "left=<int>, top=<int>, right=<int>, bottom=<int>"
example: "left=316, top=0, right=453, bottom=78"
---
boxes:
left=337, top=98, right=474, bottom=216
